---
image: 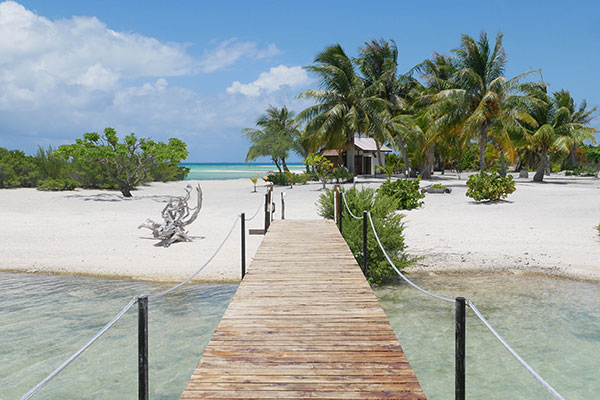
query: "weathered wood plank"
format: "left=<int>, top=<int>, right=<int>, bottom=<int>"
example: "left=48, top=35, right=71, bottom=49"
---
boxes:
left=180, top=220, right=425, bottom=399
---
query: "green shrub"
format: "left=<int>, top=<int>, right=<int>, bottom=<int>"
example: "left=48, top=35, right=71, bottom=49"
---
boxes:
left=316, top=187, right=410, bottom=284
left=566, top=166, right=597, bottom=177
left=35, top=145, right=68, bottom=180
left=37, top=178, right=78, bottom=191
left=148, top=163, right=190, bottom=182
left=0, top=147, right=40, bottom=188
left=466, top=171, right=516, bottom=201
left=333, top=166, right=354, bottom=183
left=265, top=172, right=310, bottom=186
left=430, top=183, right=446, bottom=189
left=377, top=178, right=424, bottom=210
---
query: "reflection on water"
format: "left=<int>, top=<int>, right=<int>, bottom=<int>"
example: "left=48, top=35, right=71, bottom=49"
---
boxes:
left=0, top=272, right=237, bottom=400
left=374, top=273, right=600, bottom=400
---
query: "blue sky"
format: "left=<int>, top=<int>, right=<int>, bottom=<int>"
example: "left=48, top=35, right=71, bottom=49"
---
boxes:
left=1, top=0, right=598, bottom=161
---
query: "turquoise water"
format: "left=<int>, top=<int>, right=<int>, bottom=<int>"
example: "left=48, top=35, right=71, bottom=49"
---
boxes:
left=0, top=272, right=237, bottom=400
left=2, top=272, right=598, bottom=399
left=182, top=163, right=305, bottom=180
left=375, top=273, right=600, bottom=399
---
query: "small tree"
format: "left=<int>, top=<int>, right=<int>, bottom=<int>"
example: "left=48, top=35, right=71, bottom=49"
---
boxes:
left=305, top=153, right=333, bottom=189
left=57, top=128, right=188, bottom=197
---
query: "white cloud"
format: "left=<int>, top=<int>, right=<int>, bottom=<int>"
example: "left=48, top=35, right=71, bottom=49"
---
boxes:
left=198, top=39, right=281, bottom=73
left=226, top=65, right=311, bottom=96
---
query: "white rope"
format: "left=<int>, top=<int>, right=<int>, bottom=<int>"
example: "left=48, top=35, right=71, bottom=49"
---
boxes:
left=244, top=200, right=263, bottom=221
left=467, top=301, right=566, bottom=400
left=367, top=212, right=455, bottom=303
left=21, top=297, right=138, bottom=400
left=341, top=191, right=364, bottom=220
left=148, top=215, right=239, bottom=299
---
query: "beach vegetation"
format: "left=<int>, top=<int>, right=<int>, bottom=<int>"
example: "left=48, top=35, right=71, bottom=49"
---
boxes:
left=316, top=187, right=410, bottom=284
left=264, top=172, right=310, bottom=186
left=378, top=178, right=424, bottom=210
left=56, top=128, right=188, bottom=197
left=37, top=178, right=78, bottom=191
left=466, top=170, right=516, bottom=201
left=0, top=147, right=40, bottom=188
left=305, top=153, right=334, bottom=189
left=375, top=164, right=395, bottom=180
left=249, top=175, right=259, bottom=192
left=333, top=166, right=354, bottom=183
left=244, top=106, right=300, bottom=173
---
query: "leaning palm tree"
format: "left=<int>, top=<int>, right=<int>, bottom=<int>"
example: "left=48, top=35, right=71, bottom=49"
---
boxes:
left=243, top=106, right=299, bottom=172
left=521, top=87, right=595, bottom=182
left=297, top=44, right=386, bottom=173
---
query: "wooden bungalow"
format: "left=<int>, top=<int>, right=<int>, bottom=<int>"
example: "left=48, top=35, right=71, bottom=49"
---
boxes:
left=321, top=137, right=393, bottom=175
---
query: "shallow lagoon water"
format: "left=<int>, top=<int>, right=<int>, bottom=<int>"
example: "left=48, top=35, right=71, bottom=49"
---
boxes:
left=374, top=273, right=600, bottom=400
left=2, top=272, right=598, bottom=399
left=0, top=273, right=237, bottom=400
left=182, top=163, right=304, bottom=180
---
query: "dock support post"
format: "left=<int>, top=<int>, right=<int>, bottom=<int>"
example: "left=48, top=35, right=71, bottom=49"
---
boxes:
left=335, top=186, right=342, bottom=233
left=363, top=211, right=368, bottom=276
left=455, top=297, right=466, bottom=400
left=138, top=295, right=149, bottom=400
left=241, top=213, right=246, bottom=279
left=281, top=192, right=285, bottom=220
left=264, top=193, right=270, bottom=232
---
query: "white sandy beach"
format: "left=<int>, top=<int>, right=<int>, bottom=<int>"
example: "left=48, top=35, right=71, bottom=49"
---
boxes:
left=0, top=174, right=599, bottom=282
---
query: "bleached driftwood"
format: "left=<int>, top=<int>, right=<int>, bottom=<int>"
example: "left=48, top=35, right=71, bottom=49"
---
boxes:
left=138, top=184, right=203, bottom=247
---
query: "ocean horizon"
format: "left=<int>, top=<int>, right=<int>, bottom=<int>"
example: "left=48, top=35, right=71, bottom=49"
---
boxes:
left=181, top=162, right=305, bottom=180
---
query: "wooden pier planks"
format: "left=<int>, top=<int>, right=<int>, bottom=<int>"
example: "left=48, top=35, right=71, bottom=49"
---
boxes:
left=180, top=219, right=425, bottom=399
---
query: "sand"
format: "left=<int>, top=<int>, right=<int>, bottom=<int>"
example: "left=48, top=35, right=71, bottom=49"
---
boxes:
left=0, top=173, right=599, bottom=282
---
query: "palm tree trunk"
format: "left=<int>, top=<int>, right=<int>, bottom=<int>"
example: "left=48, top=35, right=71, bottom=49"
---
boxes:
left=281, top=158, right=290, bottom=172
left=499, top=150, right=506, bottom=176
left=347, top=136, right=356, bottom=173
left=396, top=137, right=411, bottom=177
left=479, top=124, right=488, bottom=171
left=545, top=154, right=551, bottom=175
left=568, top=146, right=577, bottom=168
left=273, top=157, right=282, bottom=173
left=533, top=153, right=546, bottom=182
left=420, top=145, right=435, bottom=179
left=375, top=140, right=384, bottom=178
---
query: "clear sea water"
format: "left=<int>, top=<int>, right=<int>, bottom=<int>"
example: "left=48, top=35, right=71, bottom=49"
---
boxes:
left=2, top=272, right=598, bottom=399
left=181, top=163, right=305, bottom=180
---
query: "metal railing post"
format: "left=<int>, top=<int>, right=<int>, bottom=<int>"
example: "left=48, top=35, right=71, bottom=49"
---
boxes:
left=363, top=211, right=368, bottom=276
left=281, top=192, right=285, bottom=220
left=138, top=295, right=149, bottom=400
left=337, top=189, right=342, bottom=233
left=456, top=297, right=466, bottom=400
left=241, top=213, right=246, bottom=279
left=264, top=192, right=270, bottom=232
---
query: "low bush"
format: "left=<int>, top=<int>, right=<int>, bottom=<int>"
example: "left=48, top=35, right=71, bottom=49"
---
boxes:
left=333, top=166, right=354, bottom=183
left=316, top=187, right=410, bottom=284
left=566, top=166, right=597, bottom=177
left=430, top=183, right=446, bottom=189
left=466, top=171, right=516, bottom=201
left=0, top=147, right=40, bottom=188
left=377, top=178, right=424, bottom=210
left=37, top=178, right=78, bottom=191
left=265, top=172, right=310, bottom=186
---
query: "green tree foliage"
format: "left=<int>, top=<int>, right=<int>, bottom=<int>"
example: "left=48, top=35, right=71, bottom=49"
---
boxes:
left=244, top=106, right=299, bottom=172
left=466, top=171, right=516, bottom=201
left=56, top=128, right=188, bottom=197
left=305, top=153, right=334, bottom=189
left=316, top=187, right=409, bottom=284
left=377, top=178, right=424, bottom=209
left=0, top=148, right=40, bottom=188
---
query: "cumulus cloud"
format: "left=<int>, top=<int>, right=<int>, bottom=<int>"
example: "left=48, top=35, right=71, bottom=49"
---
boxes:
left=226, top=65, right=311, bottom=96
left=0, top=1, right=307, bottom=160
left=198, top=39, right=280, bottom=73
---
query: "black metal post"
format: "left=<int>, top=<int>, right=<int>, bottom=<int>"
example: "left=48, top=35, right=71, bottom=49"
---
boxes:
left=363, top=211, right=368, bottom=276
left=338, top=190, right=342, bottom=233
left=264, top=192, right=269, bottom=232
left=138, top=295, right=148, bottom=400
left=241, top=213, right=246, bottom=279
left=455, top=297, right=466, bottom=400
left=281, top=192, right=285, bottom=220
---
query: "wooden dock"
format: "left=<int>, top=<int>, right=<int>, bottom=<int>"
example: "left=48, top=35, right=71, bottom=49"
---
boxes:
left=180, top=219, right=425, bottom=399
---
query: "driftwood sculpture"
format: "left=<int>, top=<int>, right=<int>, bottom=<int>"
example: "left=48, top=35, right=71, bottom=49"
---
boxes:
left=138, top=184, right=203, bottom=247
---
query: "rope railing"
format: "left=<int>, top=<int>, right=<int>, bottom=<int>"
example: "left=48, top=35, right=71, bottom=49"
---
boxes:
left=21, top=297, right=138, bottom=400
left=339, top=190, right=565, bottom=400
left=20, top=205, right=252, bottom=400
left=244, top=200, right=263, bottom=221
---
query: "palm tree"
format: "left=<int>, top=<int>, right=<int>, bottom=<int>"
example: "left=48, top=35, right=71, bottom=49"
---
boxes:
left=243, top=106, right=299, bottom=172
left=297, top=44, right=386, bottom=173
left=521, top=87, right=595, bottom=182
left=443, top=32, right=508, bottom=171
